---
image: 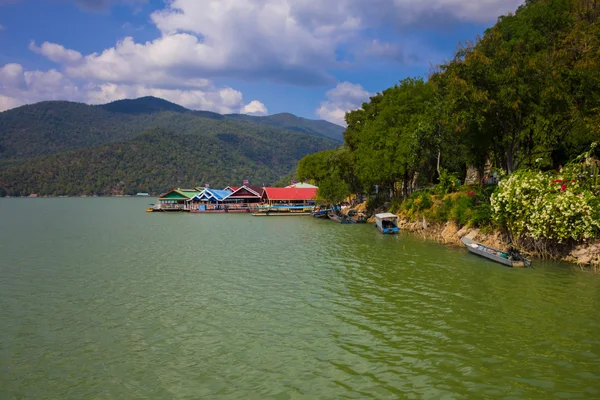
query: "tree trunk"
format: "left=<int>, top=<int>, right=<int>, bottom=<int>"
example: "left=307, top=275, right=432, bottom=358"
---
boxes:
left=437, top=150, right=441, bottom=176
left=506, top=146, right=515, bottom=174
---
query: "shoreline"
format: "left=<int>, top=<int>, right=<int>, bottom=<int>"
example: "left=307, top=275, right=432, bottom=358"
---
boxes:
left=368, top=214, right=600, bottom=269
left=347, top=202, right=599, bottom=268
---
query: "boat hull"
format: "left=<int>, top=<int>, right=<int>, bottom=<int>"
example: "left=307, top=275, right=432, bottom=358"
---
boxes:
left=376, top=226, right=399, bottom=234
left=461, top=237, right=527, bottom=268
left=252, top=205, right=313, bottom=216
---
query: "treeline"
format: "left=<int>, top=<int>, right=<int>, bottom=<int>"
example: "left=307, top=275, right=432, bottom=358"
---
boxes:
left=299, top=0, right=600, bottom=202
left=0, top=128, right=333, bottom=196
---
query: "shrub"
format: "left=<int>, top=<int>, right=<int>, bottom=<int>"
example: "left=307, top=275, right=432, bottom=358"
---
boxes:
left=436, top=169, right=461, bottom=195
left=448, top=193, right=474, bottom=226
left=491, top=168, right=600, bottom=242
left=471, top=202, right=493, bottom=228
left=400, top=191, right=433, bottom=219
left=434, top=197, right=453, bottom=222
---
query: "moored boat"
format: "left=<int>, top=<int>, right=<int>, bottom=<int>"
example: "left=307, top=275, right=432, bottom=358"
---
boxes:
left=328, top=212, right=351, bottom=224
left=375, top=213, right=399, bottom=234
left=311, top=207, right=330, bottom=218
left=252, top=204, right=313, bottom=216
left=347, top=210, right=367, bottom=223
left=461, top=237, right=531, bottom=268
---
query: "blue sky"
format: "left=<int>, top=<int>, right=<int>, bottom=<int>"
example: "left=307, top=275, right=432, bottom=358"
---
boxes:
left=0, top=0, right=523, bottom=125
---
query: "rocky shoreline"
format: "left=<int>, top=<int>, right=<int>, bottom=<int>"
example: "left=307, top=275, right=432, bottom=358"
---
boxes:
left=360, top=206, right=600, bottom=269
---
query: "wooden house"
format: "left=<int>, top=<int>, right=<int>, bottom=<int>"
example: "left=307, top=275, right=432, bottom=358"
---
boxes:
left=261, top=187, right=317, bottom=205
left=188, top=188, right=232, bottom=203
left=226, top=185, right=264, bottom=204
left=158, top=189, right=202, bottom=211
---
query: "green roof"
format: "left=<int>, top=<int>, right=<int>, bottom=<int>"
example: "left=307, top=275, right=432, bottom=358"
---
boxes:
left=159, top=189, right=202, bottom=200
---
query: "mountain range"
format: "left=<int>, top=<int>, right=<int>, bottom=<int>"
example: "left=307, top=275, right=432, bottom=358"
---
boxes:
left=0, top=97, right=344, bottom=196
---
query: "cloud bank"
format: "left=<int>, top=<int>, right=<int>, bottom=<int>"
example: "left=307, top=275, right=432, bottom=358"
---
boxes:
left=1, top=0, right=524, bottom=115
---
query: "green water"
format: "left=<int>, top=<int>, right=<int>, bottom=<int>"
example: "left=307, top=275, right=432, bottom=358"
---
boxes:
left=1, top=198, right=599, bottom=399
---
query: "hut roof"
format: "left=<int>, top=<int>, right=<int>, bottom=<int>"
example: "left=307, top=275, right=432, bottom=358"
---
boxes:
left=262, top=187, right=317, bottom=201
left=159, top=189, right=201, bottom=200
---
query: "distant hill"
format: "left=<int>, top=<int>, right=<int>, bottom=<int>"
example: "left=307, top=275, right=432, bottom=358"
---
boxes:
left=226, top=112, right=345, bottom=142
left=0, top=127, right=335, bottom=196
left=99, top=96, right=190, bottom=114
left=0, top=96, right=343, bottom=196
left=0, top=97, right=343, bottom=162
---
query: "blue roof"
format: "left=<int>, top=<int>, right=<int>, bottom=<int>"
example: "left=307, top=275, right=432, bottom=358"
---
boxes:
left=191, top=188, right=232, bottom=201
left=210, top=189, right=232, bottom=200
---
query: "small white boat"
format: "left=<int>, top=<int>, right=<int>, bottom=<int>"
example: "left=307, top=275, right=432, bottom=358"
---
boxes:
left=375, top=213, right=399, bottom=234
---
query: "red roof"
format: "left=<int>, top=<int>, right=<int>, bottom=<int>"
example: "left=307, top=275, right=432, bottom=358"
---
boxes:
left=263, top=187, right=317, bottom=201
left=228, top=185, right=263, bottom=198
left=224, top=186, right=239, bottom=192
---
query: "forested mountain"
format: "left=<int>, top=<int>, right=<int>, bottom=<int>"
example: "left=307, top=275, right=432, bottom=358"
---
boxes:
left=0, top=127, right=335, bottom=196
left=226, top=112, right=345, bottom=142
left=99, top=96, right=190, bottom=114
left=0, top=97, right=342, bottom=163
left=0, top=97, right=341, bottom=196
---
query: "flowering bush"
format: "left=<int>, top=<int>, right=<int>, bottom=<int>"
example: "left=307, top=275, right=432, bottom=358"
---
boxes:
left=491, top=162, right=600, bottom=242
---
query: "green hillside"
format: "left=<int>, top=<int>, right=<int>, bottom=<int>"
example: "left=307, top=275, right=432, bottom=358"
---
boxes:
left=0, top=97, right=343, bottom=163
left=0, top=127, right=335, bottom=196
left=226, top=112, right=345, bottom=142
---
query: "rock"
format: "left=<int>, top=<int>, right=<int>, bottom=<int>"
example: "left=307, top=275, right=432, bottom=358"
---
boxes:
left=422, top=217, right=428, bottom=230
left=571, top=247, right=589, bottom=258
left=441, top=222, right=459, bottom=244
left=456, top=226, right=469, bottom=238
left=465, top=229, right=480, bottom=241
left=577, top=254, right=593, bottom=265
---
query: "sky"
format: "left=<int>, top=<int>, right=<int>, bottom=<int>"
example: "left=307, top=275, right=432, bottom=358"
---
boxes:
left=0, top=0, right=524, bottom=125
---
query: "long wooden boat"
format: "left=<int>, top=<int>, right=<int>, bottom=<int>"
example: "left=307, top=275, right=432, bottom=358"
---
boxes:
left=252, top=204, right=313, bottom=216
left=461, top=237, right=531, bottom=268
left=375, top=213, right=399, bottom=234
left=311, top=208, right=330, bottom=218
left=190, top=204, right=259, bottom=214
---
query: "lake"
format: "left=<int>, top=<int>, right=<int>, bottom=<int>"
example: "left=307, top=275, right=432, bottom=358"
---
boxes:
left=1, top=198, right=599, bottom=399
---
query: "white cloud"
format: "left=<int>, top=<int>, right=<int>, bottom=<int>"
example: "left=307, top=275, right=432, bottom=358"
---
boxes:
left=316, top=82, right=371, bottom=126
left=0, top=63, right=25, bottom=89
left=0, top=94, right=21, bottom=111
left=241, top=100, right=268, bottom=116
left=0, top=63, right=266, bottom=114
left=46, top=0, right=522, bottom=90
left=5, top=0, right=525, bottom=113
left=29, top=41, right=83, bottom=64
left=0, top=64, right=79, bottom=111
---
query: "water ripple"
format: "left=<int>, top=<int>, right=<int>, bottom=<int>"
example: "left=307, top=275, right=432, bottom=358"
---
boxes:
left=1, top=199, right=600, bottom=399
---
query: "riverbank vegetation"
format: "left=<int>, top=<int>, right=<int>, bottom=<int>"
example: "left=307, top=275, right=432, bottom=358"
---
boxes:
left=298, top=0, right=600, bottom=256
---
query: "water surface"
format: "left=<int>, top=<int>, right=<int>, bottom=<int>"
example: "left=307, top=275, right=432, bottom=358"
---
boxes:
left=1, top=198, right=599, bottom=399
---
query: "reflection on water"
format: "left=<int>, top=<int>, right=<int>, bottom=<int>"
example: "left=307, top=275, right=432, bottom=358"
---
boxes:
left=1, top=198, right=599, bottom=399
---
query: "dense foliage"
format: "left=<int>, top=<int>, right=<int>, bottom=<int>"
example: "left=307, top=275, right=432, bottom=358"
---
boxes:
left=0, top=127, right=335, bottom=196
left=297, top=0, right=600, bottom=212
left=492, top=144, right=600, bottom=242
left=226, top=112, right=344, bottom=142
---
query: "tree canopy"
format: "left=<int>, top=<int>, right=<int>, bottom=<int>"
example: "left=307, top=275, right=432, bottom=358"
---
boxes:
left=297, top=0, right=600, bottom=202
